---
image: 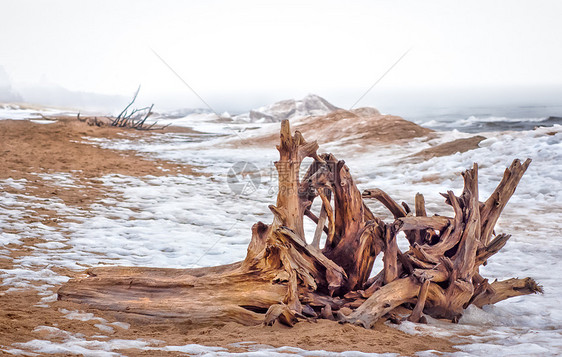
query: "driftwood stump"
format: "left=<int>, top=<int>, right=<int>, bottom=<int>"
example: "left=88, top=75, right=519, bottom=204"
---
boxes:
left=58, top=120, right=542, bottom=327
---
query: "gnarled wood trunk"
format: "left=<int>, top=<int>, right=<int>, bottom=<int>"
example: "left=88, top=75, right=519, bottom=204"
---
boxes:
left=58, top=120, right=542, bottom=327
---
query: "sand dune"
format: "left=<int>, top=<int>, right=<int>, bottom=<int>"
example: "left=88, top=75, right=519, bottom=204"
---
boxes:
left=234, top=108, right=434, bottom=149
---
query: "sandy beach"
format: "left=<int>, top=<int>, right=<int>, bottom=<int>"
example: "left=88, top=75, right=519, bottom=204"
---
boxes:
left=0, top=118, right=457, bottom=356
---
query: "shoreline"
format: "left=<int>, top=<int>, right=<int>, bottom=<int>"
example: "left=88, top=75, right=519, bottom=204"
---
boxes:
left=0, top=118, right=457, bottom=355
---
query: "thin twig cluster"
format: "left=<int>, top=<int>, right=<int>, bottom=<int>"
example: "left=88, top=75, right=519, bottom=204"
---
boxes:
left=111, top=86, right=169, bottom=130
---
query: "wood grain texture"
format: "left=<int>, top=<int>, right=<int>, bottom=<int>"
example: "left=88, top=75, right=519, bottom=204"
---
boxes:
left=58, top=120, right=541, bottom=328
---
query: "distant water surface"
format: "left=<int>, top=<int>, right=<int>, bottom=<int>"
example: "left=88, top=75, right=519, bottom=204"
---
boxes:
left=394, top=104, right=562, bottom=133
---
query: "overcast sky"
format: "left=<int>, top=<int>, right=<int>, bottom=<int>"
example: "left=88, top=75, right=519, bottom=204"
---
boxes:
left=2, top=0, right=562, bottom=111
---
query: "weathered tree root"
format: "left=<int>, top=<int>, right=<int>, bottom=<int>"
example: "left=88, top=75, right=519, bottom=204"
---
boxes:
left=57, top=120, right=542, bottom=328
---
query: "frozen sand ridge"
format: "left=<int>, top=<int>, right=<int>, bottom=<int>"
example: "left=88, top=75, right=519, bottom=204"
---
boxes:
left=235, top=94, right=339, bottom=122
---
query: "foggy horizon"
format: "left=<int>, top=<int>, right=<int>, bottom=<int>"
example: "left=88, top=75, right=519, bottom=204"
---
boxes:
left=2, top=79, right=562, bottom=116
left=2, top=0, right=562, bottom=114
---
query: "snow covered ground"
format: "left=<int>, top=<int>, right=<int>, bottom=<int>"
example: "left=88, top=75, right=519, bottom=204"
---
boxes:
left=1, top=108, right=561, bottom=355
left=0, top=104, right=69, bottom=121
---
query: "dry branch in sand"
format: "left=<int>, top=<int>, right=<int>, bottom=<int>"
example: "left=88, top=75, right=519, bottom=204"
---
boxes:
left=57, top=120, right=541, bottom=329
left=77, top=86, right=169, bottom=130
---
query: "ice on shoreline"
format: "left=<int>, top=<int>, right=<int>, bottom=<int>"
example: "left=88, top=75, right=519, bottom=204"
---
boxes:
left=1, top=111, right=561, bottom=356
